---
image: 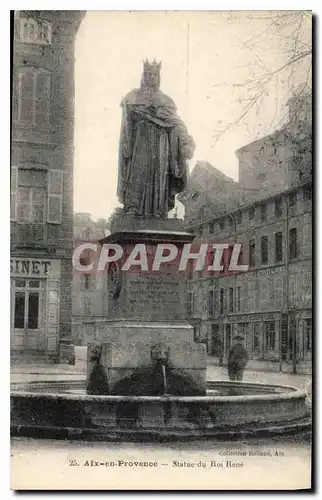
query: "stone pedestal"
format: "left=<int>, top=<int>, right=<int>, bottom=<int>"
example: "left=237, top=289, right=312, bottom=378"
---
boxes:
left=87, top=216, right=206, bottom=396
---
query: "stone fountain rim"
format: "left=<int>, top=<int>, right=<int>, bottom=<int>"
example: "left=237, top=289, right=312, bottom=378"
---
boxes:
left=11, top=379, right=307, bottom=404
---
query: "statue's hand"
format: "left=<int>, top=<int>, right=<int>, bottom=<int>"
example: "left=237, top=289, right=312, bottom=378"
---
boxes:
left=182, top=145, right=195, bottom=160
left=180, top=134, right=195, bottom=160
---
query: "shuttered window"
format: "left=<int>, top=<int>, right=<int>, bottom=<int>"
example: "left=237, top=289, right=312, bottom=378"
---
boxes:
left=18, top=67, right=51, bottom=127
left=47, top=170, right=63, bottom=224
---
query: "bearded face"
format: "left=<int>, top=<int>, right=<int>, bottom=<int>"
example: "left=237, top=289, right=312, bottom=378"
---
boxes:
left=144, top=69, right=159, bottom=88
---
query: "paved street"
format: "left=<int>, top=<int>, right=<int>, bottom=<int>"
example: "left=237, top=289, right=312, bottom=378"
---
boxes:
left=207, top=365, right=311, bottom=392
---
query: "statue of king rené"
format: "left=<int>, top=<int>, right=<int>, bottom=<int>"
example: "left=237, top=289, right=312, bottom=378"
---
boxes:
left=117, top=60, right=195, bottom=218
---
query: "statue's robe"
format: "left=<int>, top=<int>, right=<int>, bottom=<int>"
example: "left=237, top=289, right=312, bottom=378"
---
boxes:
left=117, top=87, right=191, bottom=217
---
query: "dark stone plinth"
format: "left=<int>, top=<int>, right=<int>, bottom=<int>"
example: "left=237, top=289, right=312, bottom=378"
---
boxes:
left=94, top=215, right=203, bottom=397
left=101, top=225, right=194, bottom=322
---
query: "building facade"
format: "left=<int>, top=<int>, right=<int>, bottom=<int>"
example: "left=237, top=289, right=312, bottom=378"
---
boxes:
left=185, top=181, right=312, bottom=374
left=10, top=11, right=84, bottom=362
left=72, top=213, right=109, bottom=345
left=182, top=90, right=312, bottom=374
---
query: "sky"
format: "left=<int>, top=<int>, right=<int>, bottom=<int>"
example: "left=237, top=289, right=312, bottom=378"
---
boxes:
left=74, top=11, right=311, bottom=221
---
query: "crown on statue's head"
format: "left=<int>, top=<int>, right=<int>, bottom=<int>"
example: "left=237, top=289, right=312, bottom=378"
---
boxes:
left=143, top=59, right=162, bottom=73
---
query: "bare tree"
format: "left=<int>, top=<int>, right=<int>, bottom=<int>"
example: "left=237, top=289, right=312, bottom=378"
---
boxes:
left=212, top=11, right=312, bottom=146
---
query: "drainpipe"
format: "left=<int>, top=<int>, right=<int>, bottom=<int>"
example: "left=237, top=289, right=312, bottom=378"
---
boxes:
left=280, top=194, right=296, bottom=374
left=279, top=194, right=289, bottom=372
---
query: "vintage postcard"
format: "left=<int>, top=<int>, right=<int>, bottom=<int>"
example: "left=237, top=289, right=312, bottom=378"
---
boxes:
left=10, top=10, right=312, bottom=491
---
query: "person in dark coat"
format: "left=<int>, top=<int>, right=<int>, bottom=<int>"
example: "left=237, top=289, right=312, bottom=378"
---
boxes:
left=227, top=335, right=249, bottom=381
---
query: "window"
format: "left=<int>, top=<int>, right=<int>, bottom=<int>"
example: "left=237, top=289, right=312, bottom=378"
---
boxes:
left=13, top=168, right=47, bottom=223
left=18, top=67, right=51, bottom=127
left=264, top=321, right=275, bottom=350
left=303, top=224, right=312, bottom=257
left=13, top=279, right=43, bottom=330
left=260, top=236, right=268, bottom=265
left=28, top=293, right=39, bottom=328
left=84, top=274, right=91, bottom=290
left=210, top=324, right=220, bottom=356
left=186, top=291, right=193, bottom=317
left=275, top=232, right=283, bottom=262
left=275, top=197, right=283, bottom=218
left=236, top=286, right=241, bottom=312
left=219, top=288, right=225, bottom=315
left=29, top=280, right=40, bottom=288
left=229, top=287, right=234, bottom=313
left=17, top=186, right=46, bottom=223
left=252, top=323, right=261, bottom=352
left=228, top=217, right=233, bottom=228
left=303, top=185, right=312, bottom=201
left=304, top=319, right=312, bottom=352
left=208, top=289, right=216, bottom=317
left=193, top=326, right=200, bottom=343
left=249, top=239, right=256, bottom=267
left=289, top=192, right=297, bottom=207
left=289, top=228, right=298, bottom=259
left=19, top=18, right=52, bottom=45
left=260, top=204, right=267, bottom=222
left=84, top=297, right=91, bottom=316
left=219, top=218, right=225, bottom=230
left=208, top=221, right=215, bottom=234
left=186, top=261, right=194, bottom=280
left=249, top=207, right=255, bottom=220
left=14, top=292, right=25, bottom=329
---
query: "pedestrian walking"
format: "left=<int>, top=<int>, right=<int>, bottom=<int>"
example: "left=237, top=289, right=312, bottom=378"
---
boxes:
left=227, top=335, right=249, bottom=381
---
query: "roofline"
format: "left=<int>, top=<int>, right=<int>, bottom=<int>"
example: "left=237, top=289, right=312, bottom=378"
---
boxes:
left=235, top=129, right=286, bottom=156
left=184, top=180, right=312, bottom=230
left=190, top=161, right=236, bottom=183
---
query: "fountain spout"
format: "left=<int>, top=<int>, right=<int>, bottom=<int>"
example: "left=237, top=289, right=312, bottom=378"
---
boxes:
left=150, top=343, right=170, bottom=396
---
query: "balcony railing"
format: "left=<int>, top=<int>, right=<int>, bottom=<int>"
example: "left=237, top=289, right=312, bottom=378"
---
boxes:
left=11, top=222, right=47, bottom=248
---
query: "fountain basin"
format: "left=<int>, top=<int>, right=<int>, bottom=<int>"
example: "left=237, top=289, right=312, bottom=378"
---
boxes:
left=11, top=380, right=311, bottom=441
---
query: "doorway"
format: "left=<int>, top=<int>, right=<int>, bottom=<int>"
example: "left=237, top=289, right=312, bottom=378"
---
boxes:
left=11, top=278, right=45, bottom=351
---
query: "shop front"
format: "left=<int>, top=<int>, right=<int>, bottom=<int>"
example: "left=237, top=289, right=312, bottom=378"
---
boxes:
left=10, top=257, right=61, bottom=360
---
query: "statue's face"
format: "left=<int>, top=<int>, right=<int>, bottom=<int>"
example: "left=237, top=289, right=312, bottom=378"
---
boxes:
left=145, top=69, right=159, bottom=88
